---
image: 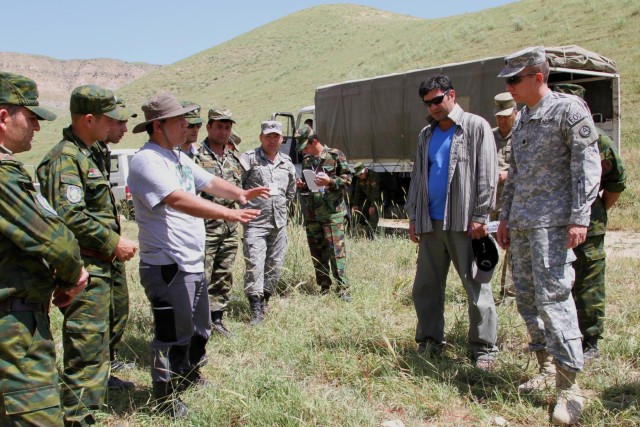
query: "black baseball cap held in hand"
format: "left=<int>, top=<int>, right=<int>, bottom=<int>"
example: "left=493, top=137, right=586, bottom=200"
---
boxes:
left=471, top=235, right=499, bottom=283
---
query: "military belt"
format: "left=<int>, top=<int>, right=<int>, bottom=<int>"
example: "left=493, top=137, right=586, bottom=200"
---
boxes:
left=0, top=297, right=46, bottom=312
left=80, top=246, right=116, bottom=262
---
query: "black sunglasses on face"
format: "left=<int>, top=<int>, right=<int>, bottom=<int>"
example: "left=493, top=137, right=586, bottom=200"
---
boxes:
left=422, top=89, right=450, bottom=107
left=187, top=123, right=202, bottom=129
left=506, top=73, right=538, bottom=86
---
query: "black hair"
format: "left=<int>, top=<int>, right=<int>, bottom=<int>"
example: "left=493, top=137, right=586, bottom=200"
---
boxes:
left=418, top=75, right=454, bottom=98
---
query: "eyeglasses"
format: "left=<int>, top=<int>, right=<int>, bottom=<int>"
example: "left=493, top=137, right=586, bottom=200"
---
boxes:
left=505, top=73, right=538, bottom=86
left=187, top=123, right=202, bottom=129
left=422, top=90, right=450, bottom=107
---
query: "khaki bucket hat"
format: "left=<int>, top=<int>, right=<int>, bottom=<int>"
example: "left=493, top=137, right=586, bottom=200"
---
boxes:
left=132, top=93, right=198, bottom=133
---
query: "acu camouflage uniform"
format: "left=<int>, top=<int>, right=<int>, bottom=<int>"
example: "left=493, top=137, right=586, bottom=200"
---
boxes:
left=352, top=169, right=381, bottom=238
left=300, top=146, right=352, bottom=292
left=1, top=147, right=84, bottom=426
left=37, top=126, right=121, bottom=426
left=197, top=140, right=243, bottom=313
left=499, top=90, right=601, bottom=372
left=92, top=141, right=130, bottom=364
left=572, top=133, right=626, bottom=340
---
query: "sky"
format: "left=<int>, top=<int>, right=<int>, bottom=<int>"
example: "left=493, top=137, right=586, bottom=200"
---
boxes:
left=2, top=0, right=516, bottom=65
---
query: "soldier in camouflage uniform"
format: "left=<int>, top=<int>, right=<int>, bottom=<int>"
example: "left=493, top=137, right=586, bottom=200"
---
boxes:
left=227, top=130, right=241, bottom=152
left=554, top=84, right=627, bottom=361
left=296, top=130, right=352, bottom=301
left=240, top=121, right=296, bottom=324
left=37, top=85, right=138, bottom=427
left=92, top=98, right=137, bottom=391
left=198, top=108, right=243, bottom=336
left=180, top=101, right=202, bottom=160
left=0, top=71, right=89, bottom=427
left=351, top=162, right=381, bottom=239
left=496, top=47, right=601, bottom=426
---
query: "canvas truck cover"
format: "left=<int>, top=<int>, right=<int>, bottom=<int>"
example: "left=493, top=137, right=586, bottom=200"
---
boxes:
left=314, top=45, right=619, bottom=168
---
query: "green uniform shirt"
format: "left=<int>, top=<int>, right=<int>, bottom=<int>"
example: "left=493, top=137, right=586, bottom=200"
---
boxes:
left=353, top=170, right=381, bottom=210
left=1, top=147, right=83, bottom=303
left=300, top=146, right=352, bottom=222
left=37, top=126, right=120, bottom=257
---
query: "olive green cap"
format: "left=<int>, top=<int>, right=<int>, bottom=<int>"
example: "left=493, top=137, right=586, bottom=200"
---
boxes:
left=295, top=124, right=311, bottom=151
left=182, top=101, right=202, bottom=125
left=207, top=107, right=235, bottom=123
left=0, top=71, right=56, bottom=121
left=70, top=84, right=122, bottom=120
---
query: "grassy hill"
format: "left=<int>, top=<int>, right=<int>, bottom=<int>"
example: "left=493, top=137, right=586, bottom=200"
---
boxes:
left=17, top=0, right=639, bottom=228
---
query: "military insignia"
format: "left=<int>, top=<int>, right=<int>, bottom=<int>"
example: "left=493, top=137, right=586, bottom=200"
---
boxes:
left=579, top=126, right=591, bottom=137
left=567, top=112, right=584, bottom=127
left=87, top=168, right=102, bottom=178
left=35, top=193, right=58, bottom=216
left=66, top=185, right=83, bottom=203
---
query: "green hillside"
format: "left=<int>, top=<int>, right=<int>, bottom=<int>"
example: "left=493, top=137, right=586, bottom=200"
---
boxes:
left=19, top=0, right=640, bottom=225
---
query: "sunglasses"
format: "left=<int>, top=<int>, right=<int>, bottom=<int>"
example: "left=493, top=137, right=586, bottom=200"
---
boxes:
left=505, top=73, right=538, bottom=86
left=422, top=89, right=450, bottom=107
left=187, top=123, right=202, bottom=129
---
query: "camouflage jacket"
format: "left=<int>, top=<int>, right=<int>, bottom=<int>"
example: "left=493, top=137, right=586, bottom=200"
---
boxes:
left=240, top=147, right=296, bottom=229
left=492, top=127, right=512, bottom=212
left=300, top=146, right=352, bottom=222
left=1, top=147, right=83, bottom=303
left=587, top=133, right=627, bottom=236
left=352, top=170, right=381, bottom=210
left=499, top=91, right=601, bottom=229
left=197, top=139, right=243, bottom=234
left=37, top=126, right=120, bottom=258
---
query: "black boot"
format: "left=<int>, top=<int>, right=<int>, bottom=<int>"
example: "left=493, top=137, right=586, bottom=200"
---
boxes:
left=211, top=310, right=232, bottom=338
left=583, top=336, right=600, bottom=361
left=248, top=295, right=264, bottom=325
left=152, top=381, right=188, bottom=418
left=263, top=293, right=271, bottom=315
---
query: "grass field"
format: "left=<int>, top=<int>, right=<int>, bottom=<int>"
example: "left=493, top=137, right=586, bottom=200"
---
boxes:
left=48, top=218, right=640, bottom=426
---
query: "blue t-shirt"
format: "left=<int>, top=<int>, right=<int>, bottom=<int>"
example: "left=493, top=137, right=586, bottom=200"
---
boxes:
left=428, top=125, right=456, bottom=220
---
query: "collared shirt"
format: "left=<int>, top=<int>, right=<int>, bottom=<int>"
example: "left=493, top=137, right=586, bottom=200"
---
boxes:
left=499, top=90, right=601, bottom=229
left=240, top=147, right=296, bottom=229
left=405, top=104, right=497, bottom=234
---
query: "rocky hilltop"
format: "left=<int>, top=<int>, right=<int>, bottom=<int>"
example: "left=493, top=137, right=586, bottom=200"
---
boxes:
left=0, top=52, right=160, bottom=110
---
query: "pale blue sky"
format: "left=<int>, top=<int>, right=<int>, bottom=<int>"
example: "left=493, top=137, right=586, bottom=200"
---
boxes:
left=3, top=1, right=516, bottom=64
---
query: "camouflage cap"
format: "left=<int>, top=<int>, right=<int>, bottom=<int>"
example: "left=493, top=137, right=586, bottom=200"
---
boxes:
left=182, top=101, right=203, bottom=125
left=553, top=83, right=585, bottom=100
left=207, top=107, right=235, bottom=123
left=353, top=162, right=366, bottom=176
left=132, top=92, right=198, bottom=134
left=261, top=120, right=282, bottom=135
left=114, top=96, right=137, bottom=121
left=70, top=84, right=123, bottom=120
left=295, top=124, right=311, bottom=151
left=0, top=71, right=56, bottom=121
left=493, top=92, right=516, bottom=116
left=228, top=130, right=241, bottom=149
left=498, top=46, right=546, bottom=78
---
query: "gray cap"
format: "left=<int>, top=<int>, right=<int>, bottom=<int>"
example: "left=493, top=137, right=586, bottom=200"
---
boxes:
left=132, top=93, right=198, bottom=134
left=261, top=120, right=282, bottom=135
left=498, top=46, right=546, bottom=78
left=493, top=92, right=516, bottom=116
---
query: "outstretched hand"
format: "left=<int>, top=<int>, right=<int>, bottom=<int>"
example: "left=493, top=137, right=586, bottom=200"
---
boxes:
left=230, top=208, right=262, bottom=224
left=239, top=187, right=271, bottom=204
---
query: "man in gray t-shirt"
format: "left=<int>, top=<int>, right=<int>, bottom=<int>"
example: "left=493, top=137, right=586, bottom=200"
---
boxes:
left=127, top=93, right=269, bottom=419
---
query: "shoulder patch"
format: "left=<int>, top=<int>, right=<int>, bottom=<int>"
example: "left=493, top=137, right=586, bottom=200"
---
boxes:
left=579, top=126, right=592, bottom=138
left=66, top=185, right=83, bottom=204
left=87, top=168, right=102, bottom=178
left=35, top=193, right=59, bottom=216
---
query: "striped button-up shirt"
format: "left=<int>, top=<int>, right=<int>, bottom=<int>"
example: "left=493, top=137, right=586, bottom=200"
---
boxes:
left=405, top=104, right=497, bottom=234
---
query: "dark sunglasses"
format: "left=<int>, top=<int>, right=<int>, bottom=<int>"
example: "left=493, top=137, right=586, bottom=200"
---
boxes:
left=422, top=89, right=450, bottom=107
left=187, top=123, right=202, bottom=129
left=505, top=73, right=538, bottom=85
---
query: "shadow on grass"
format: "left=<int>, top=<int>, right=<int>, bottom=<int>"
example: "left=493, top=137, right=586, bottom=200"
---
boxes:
left=106, top=384, right=154, bottom=418
left=601, top=381, right=640, bottom=410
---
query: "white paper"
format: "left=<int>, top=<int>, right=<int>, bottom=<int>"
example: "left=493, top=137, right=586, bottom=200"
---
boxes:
left=303, top=169, right=321, bottom=192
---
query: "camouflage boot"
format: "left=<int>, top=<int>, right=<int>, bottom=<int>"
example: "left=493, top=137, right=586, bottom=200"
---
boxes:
left=518, top=349, right=556, bottom=393
left=551, top=366, right=583, bottom=426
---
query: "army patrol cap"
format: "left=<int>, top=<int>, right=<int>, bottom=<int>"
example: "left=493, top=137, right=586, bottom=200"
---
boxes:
left=261, top=120, right=282, bottom=136
left=353, top=162, right=366, bottom=176
left=295, top=124, right=311, bottom=151
left=183, top=101, right=203, bottom=125
left=208, top=107, right=235, bottom=123
left=132, top=93, right=198, bottom=133
left=554, top=83, right=586, bottom=100
left=0, top=71, right=56, bottom=121
left=115, top=97, right=137, bottom=120
left=471, top=235, right=499, bottom=283
left=493, top=92, right=516, bottom=116
left=498, top=46, right=546, bottom=78
left=228, top=130, right=241, bottom=149
left=70, top=85, right=126, bottom=121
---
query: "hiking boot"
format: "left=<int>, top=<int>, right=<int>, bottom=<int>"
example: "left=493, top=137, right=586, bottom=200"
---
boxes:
left=108, top=375, right=135, bottom=391
left=518, top=349, right=556, bottom=393
left=248, top=295, right=264, bottom=325
left=582, top=336, right=600, bottom=362
left=110, top=359, right=135, bottom=372
left=211, top=310, right=232, bottom=338
left=551, top=366, right=583, bottom=426
left=152, top=381, right=188, bottom=418
left=176, top=369, right=212, bottom=392
left=417, top=340, right=445, bottom=357
left=476, top=357, right=496, bottom=372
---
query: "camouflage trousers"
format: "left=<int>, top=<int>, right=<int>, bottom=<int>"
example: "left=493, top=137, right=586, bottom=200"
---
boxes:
left=242, top=225, right=288, bottom=297
left=353, top=207, right=378, bottom=239
left=0, top=310, right=63, bottom=426
left=109, top=260, right=129, bottom=361
left=510, top=226, right=584, bottom=371
left=59, top=260, right=112, bottom=426
left=572, top=234, right=606, bottom=339
left=139, top=262, right=211, bottom=383
left=304, top=219, right=348, bottom=291
left=204, top=227, right=238, bottom=313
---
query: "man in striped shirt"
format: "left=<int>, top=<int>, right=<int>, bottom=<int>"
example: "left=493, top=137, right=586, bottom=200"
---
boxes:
left=405, top=74, right=498, bottom=370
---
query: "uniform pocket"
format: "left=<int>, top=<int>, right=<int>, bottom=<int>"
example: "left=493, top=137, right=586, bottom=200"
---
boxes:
left=540, top=249, right=576, bottom=303
left=3, top=384, right=60, bottom=415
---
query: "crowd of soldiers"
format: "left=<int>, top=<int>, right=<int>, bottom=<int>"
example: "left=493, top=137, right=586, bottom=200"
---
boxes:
left=0, top=44, right=627, bottom=426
